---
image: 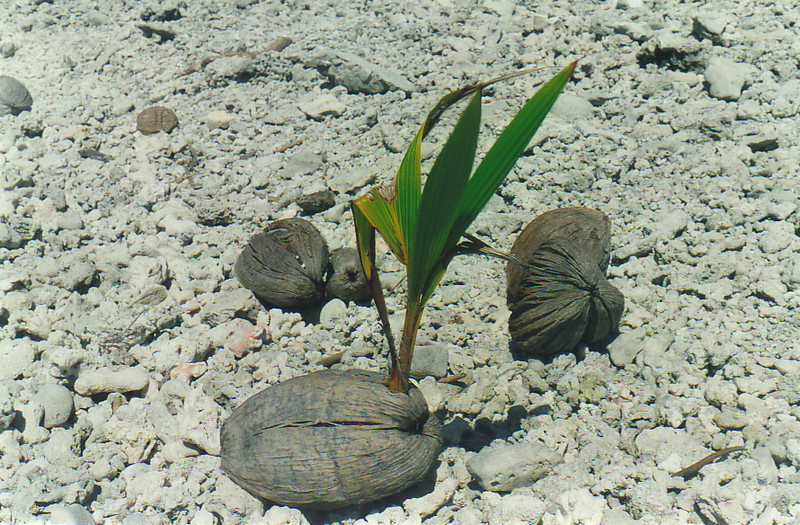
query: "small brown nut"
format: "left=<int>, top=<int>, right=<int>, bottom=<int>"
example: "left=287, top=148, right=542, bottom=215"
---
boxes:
left=136, top=106, right=178, bottom=134
left=326, top=247, right=370, bottom=302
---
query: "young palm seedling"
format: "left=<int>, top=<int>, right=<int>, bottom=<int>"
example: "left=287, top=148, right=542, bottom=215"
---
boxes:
left=221, top=62, right=575, bottom=510
left=353, top=61, right=576, bottom=393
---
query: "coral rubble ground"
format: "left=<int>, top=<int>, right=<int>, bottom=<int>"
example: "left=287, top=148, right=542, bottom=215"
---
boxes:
left=1, top=0, right=798, bottom=523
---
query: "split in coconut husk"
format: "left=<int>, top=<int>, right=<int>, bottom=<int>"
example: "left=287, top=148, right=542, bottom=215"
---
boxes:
left=221, top=63, right=575, bottom=510
left=506, top=207, right=624, bottom=359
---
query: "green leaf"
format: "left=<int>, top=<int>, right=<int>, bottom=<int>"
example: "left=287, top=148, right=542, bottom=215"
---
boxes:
left=353, top=187, right=407, bottom=264
left=450, top=61, right=576, bottom=246
left=408, top=90, right=483, bottom=305
left=394, top=127, right=424, bottom=262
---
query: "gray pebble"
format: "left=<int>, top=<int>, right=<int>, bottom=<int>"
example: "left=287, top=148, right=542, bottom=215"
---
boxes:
left=198, top=288, right=254, bottom=325
left=48, top=504, right=95, bottom=525
left=0, top=42, right=16, bottom=58
left=32, top=383, right=74, bottom=428
left=319, top=298, right=348, bottom=327
left=307, top=47, right=415, bottom=94
left=328, top=165, right=376, bottom=194
left=57, top=259, right=97, bottom=292
left=704, top=57, right=748, bottom=101
left=614, top=0, right=643, bottom=8
left=73, top=366, right=149, bottom=395
left=641, top=333, right=675, bottom=365
left=280, top=151, right=324, bottom=179
left=86, top=10, right=112, bottom=26
left=550, top=93, right=594, bottom=120
left=56, top=209, right=84, bottom=231
left=607, top=327, right=647, bottom=367
left=754, top=279, right=787, bottom=304
left=488, top=494, right=546, bottom=524
left=758, top=222, right=793, bottom=253
left=652, top=211, right=690, bottom=240
left=410, top=343, right=450, bottom=379
left=782, top=255, right=800, bottom=289
left=467, top=442, right=563, bottom=492
left=602, top=508, right=641, bottom=525
left=692, top=15, right=728, bottom=44
left=713, top=409, right=748, bottom=430
left=0, top=76, right=33, bottom=116
left=0, top=385, right=15, bottom=431
left=0, top=223, right=24, bottom=249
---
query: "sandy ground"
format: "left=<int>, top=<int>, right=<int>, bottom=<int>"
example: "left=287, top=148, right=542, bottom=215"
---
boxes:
left=1, top=0, right=799, bottom=523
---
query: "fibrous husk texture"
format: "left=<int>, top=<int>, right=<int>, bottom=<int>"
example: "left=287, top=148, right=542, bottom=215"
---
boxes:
left=220, top=369, right=443, bottom=510
left=234, top=218, right=329, bottom=310
left=507, top=207, right=624, bottom=358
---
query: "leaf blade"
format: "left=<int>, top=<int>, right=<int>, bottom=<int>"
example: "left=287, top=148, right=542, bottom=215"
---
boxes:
left=408, top=90, right=482, bottom=304
left=451, top=61, right=576, bottom=244
left=353, top=188, right=407, bottom=264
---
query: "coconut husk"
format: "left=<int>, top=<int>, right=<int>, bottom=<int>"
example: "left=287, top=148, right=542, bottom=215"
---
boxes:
left=220, top=369, right=443, bottom=509
left=507, top=207, right=624, bottom=358
left=234, top=218, right=329, bottom=310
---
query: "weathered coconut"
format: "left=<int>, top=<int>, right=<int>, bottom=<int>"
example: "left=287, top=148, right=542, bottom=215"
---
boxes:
left=0, top=76, right=33, bottom=116
left=136, top=106, right=178, bottom=134
left=326, top=247, right=370, bottom=302
left=220, top=369, right=443, bottom=509
left=234, top=218, right=329, bottom=310
left=507, top=207, right=624, bottom=358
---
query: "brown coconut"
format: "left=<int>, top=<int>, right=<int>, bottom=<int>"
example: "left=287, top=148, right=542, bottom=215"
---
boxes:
left=234, top=218, right=329, bottom=310
left=506, top=207, right=624, bottom=358
left=220, top=369, right=443, bottom=509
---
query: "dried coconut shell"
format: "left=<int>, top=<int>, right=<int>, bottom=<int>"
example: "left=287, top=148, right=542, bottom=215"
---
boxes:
left=220, top=369, right=443, bottom=509
left=234, top=218, right=329, bottom=310
left=507, top=207, right=624, bottom=358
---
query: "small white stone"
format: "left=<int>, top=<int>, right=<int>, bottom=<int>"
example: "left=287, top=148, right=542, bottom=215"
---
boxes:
left=262, top=506, right=312, bottom=525
left=467, top=442, right=563, bottom=491
left=298, top=93, right=345, bottom=119
left=205, top=110, right=234, bottom=130
left=111, top=97, right=134, bottom=117
left=319, top=298, right=347, bottom=328
left=404, top=478, right=457, bottom=518
left=32, top=383, right=73, bottom=428
left=704, top=57, right=749, bottom=101
left=550, top=92, right=594, bottom=120
left=48, top=504, right=96, bottom=525
left=56, top=209, right=84, bottom=230
left=191, top=509, right=219, bottom=525
left=0, top=339, right=35, bottom=379
left=73, top=366, right=149, bottom=395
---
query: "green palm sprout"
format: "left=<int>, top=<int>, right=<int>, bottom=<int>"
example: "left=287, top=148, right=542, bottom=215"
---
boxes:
left=352, top=62, right=576, bottom=392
